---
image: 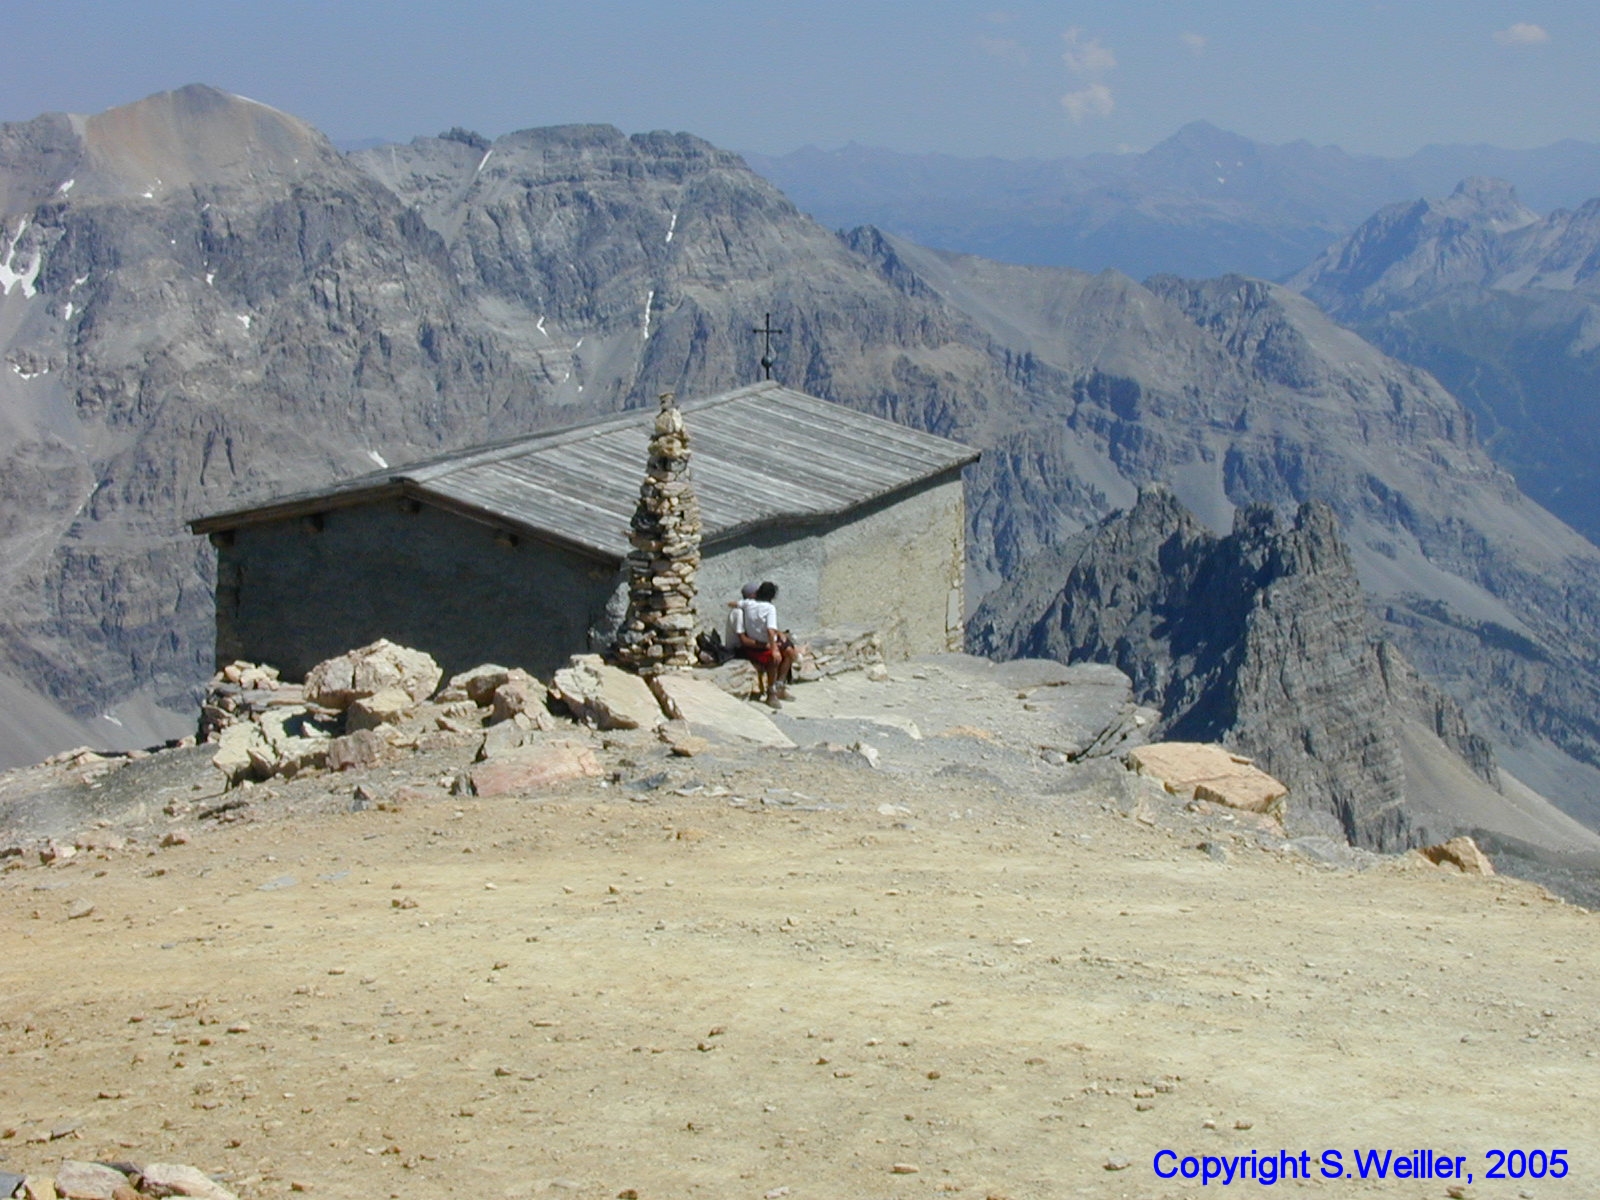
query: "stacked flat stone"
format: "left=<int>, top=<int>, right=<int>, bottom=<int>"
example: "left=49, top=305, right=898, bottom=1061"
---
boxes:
left=614, top=392, right=702, bottom=674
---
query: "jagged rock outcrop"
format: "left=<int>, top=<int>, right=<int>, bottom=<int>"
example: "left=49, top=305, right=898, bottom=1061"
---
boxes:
left=972, top=486, right=1494, bottom=849
left=1373, top=640, right=1497, bottom=784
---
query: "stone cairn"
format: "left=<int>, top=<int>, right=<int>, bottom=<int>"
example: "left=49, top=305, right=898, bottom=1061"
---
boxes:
left=614, top=392, right=702, bottom=674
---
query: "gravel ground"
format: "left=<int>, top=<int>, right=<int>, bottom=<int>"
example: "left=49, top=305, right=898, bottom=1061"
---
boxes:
left=2, top=658, right=1595, bottom=1199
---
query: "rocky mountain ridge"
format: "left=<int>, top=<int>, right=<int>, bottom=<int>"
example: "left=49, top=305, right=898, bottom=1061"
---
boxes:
left=5, top=86, right=1600, bottom=852
left=971, top=486, right=1504, bottom=850
left=0, top=86, right=540, bottom=762
left=845, top=234, right=1600, bottom=833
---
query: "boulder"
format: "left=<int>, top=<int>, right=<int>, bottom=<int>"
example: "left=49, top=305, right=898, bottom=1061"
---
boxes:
left=1419, top=835, right=1496, bottom=875
left=346, top=687, right=415, bottom=732
left=231, top=662, right=280, bottom=690
left=212, top=709, right=333, bottom=783
left=658, top=720, right=711, bottom=758
left=271, top=738, right=328, bottom=779
left=39, top=840, right=76, bottom=865
left=445, top=663, right=513, bottom=706
left=137, top=1163, right=240, bottom=1200
left=431, top=698, right=483, bottom=721
left=548, top=655, right=664, bottom=730
left=52, top=1161, right=127, bottom=1200
left=325, top=727, right=393, bottom=773
left=1126, top=742, right=1288, bottom=816
left=651, top=674, right=795, bottom=749
left=303, top=639, right=442, bottom=710
left=477, top=719, right=531, bottom=760
left=468, top=740, right=603, bottom=796
left=490, top=670, right=556, bottom=728
left=212, top=720, right=269, bottom=785
left=256, top=708, right=333, bottom=777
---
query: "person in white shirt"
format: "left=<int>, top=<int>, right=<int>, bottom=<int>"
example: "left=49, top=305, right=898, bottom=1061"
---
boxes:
left=737, top=580, right=798, bottom=708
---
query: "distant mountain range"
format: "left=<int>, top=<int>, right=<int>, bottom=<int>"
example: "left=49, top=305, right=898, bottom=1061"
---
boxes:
left=1290, top=178, right=1600, bottom=547
left=745, top=123, right=1600, bottom=280
left=6, top=87, right=1600, bottom=854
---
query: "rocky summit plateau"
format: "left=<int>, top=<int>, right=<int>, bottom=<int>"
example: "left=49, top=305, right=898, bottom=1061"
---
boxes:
left=4, top=84, right=1600, bottom=866
left=2, top=637, right=1597, bottom=1199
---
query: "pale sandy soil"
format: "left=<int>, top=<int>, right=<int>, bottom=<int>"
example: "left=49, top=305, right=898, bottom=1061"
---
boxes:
left=3, top=771, right=1595, bottom=1199
left=2, top=665, right=1597, bottom=1199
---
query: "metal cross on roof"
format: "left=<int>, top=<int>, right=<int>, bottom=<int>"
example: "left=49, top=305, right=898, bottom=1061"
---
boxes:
left=752, top=312, right=784, bottom=381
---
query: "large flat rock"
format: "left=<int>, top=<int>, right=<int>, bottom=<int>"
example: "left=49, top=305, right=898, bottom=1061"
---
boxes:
left=550, top=655, right=664, bottom=731
left=775, top=654, right=1142, bottom=761
left=653, top=674, right=794, bottom=748
left=468, top=739, right=603, bottom=796
left=1127, top=742, right=1288, bottom=815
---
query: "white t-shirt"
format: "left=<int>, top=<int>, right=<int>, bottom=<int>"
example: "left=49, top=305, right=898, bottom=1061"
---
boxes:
left=741, top=599, right=779, bottom=645
left=724, top=602, right=746, bottom=648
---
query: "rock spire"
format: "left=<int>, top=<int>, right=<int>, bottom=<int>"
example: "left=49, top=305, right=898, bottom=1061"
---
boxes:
left=614, top=392, right=702, bottom=674
left=969, top=486, right=1500, bottom=850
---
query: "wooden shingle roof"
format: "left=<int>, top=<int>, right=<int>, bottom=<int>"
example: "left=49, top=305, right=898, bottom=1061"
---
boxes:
left=190, top=383, right=979, bottom=562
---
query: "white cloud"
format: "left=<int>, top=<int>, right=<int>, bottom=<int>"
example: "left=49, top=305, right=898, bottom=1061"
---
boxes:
left=1061, top=83, right=1115, bottom=124
left=1181, top=31, right=1208, bottom=55
left=1494, top=22, right=1549, bottom=45
left=1062, top=27, right=1116, bottom=78
left=1059, top=26, right=1116, bottom=124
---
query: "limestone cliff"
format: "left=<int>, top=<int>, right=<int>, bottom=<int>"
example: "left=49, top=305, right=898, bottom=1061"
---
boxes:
left=0, top=86, right=536, bottom=752
left=972, top=487, right=1495, bottom=849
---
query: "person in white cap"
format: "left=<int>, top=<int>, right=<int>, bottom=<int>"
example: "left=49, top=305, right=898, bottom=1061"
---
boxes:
left=740, top=581, right=798, bottom=708
left=724, top=581, right=760, bottom=657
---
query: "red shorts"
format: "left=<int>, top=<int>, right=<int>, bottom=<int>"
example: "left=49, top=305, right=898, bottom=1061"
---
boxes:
left=746, top=642, right=780, bottom=666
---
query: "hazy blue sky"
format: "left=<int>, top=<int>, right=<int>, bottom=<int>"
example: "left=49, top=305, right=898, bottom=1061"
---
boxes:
left=5, top=2, right=1597, bottom=158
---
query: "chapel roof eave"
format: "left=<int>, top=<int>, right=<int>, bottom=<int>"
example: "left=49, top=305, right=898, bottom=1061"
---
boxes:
left=188, top=382, right=980, bottom=559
